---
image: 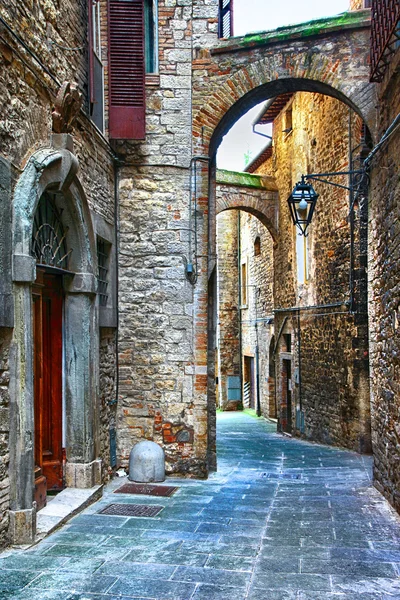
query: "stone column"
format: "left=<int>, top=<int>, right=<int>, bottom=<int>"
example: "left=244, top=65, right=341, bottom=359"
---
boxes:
left=9, top=268, right=36, bottom=544
left=64, top=275, right=101, bottom=488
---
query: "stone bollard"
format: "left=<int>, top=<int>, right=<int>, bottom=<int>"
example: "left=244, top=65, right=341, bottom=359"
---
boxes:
left=129, top=441, right=165, bottom=483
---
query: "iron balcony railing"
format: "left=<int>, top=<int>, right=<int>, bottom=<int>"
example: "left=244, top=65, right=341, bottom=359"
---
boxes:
left=370, top=0, right=400, bottom=82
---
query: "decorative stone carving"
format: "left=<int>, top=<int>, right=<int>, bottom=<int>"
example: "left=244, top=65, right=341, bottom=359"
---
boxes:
left=52, top=81, right=82, bottom=134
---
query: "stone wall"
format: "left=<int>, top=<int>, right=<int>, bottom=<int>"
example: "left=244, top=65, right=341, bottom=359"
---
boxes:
left=99, top=328, right=117, bottom=478
left=0, top=0, right=117, bottom=546
left=368, top=56, right=400, bottom=511
left=216, top=211, right=240, bottom=410
left=117, top=166, right=208, bottom=476
left=114, top=0, right=220, bottom=477
left=0, top=329, right=11, bottom=548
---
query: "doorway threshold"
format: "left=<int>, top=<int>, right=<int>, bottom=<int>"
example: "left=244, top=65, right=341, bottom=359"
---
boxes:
left=36, top=485, right=103, bottom=541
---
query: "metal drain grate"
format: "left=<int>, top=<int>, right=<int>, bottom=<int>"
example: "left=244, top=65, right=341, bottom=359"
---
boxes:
left=115, top=483, right=179, bottom=497
left=98, top=503, right=164, bottom=517
left=260, top=473, right=302, bottom=480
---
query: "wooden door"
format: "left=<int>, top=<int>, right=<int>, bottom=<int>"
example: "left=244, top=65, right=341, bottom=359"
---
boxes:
left=33, top=271, right=64, bottom=503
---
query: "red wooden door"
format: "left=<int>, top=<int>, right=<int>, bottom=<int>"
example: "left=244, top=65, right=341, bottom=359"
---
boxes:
left=33, top=271, right=64, bottom=499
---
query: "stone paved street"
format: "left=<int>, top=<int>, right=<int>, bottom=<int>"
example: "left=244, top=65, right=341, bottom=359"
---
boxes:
left=1, top=412, right=400, bottom=599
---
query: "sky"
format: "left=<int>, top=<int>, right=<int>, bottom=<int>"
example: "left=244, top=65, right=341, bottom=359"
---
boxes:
left=217, top=0, right=350, bottom=171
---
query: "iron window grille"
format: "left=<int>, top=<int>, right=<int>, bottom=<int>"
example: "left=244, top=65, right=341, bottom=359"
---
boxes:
left=370, top=0, right=400, bottom=82
left=97, top=238, right=110, bottom=307
left=32, top=193, right=72, bottom=270
left=218, top=0, right=233, bottom=38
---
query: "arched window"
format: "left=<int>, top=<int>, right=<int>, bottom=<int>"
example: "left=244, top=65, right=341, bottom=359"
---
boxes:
left=254, top=236, right=261, bottom=256
left=32, top=193, right=71, bottom=270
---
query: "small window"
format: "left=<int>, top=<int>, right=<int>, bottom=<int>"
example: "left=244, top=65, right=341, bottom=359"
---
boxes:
left=241, top=262, right=247, bottom=306
left=254, top=236, right=261, bottom=256
left=145, top=0, right=158, bottom=73
left=97, top=238, right=111, bottom=307
left=283, top=334, right=291, bottom=353
left=89, top=0, right=104, bottom=132
left=296, top=228, right=309, bottom=284
left=283, top=105, right=292, bottom=134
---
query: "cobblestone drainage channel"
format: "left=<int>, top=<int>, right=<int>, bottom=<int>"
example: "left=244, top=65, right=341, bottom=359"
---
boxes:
left=114, top=483, right=179, bottom=497
left=98, top=504, right=164, bottom=517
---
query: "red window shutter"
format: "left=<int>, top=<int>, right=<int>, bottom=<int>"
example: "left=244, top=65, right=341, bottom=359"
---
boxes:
left=88, top=0, right=95, bottom=105
left=108, top=0, right=145, bottom=139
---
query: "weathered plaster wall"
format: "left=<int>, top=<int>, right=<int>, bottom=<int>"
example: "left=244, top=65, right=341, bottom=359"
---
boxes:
left=368, top=59, right=400, bottom=511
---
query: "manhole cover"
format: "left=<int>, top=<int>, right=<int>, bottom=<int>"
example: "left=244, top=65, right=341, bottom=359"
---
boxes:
left=115, top=483, right=179, bottom=497
left=260, top=473, right=302, bottom=480
left=98, top=503, right=164, bottom=517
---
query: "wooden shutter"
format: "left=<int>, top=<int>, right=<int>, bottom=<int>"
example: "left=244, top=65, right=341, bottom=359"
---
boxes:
left=108, top=0, right=145, bottom=139
left=218, top=0, right=233, bottom=38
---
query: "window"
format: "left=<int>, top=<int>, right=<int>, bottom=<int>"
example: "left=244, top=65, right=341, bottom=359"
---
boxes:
left=89, top=0, right=104, bottom=132
left=241, top=262, right=247, bottom=306
left=283, top=105, right=292, bottom=134
left=97, top=238, right=111, bottom=307
left=283, top=334, right=291, bottom=353
left=144, top=0, right=158, bottom=73
left=254, top=236, right=261, bottom=256
left=296, top=228, right=309, bottom=284
left=108, top=0, right=146, bottom=139
left=218, top=0, right=233, bottom=38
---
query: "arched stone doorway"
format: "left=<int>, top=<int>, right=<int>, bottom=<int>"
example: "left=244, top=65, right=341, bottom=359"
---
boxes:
left=9, top=141, right=100, bottom=543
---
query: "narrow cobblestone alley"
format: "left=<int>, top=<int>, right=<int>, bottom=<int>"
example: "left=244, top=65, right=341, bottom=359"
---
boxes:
left=1, top=412, right=400, bottom=600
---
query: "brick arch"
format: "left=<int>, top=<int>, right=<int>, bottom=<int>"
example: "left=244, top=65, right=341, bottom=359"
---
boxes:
left=216, top=190, right=279, bottom=242
left=192, top=23, right=376, bottom=156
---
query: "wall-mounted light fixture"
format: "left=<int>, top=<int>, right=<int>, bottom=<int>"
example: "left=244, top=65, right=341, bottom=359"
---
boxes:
left=287, top=169, right=365, bottom=236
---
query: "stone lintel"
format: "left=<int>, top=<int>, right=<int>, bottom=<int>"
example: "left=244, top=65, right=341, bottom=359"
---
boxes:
left=9, top=507, right=36, bottom=545
left=65, top=459, right=102, bottom=488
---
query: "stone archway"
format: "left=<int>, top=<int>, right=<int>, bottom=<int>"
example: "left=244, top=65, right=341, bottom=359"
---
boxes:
left=197, top=14, right=376, bottom=469
left=9, top=137, right=100, bottom=544
left=192, top=12, right=376, bottom=156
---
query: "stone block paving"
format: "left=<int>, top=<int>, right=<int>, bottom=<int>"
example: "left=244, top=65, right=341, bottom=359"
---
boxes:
left=1, top=412, right=400, bottom=599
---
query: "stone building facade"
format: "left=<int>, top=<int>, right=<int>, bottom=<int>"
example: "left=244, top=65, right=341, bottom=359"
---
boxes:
left=0, top=0, right=399, bottom=548
left=367, top=1, right=400, bottom=513
left=0, top=0, right=118, bottom=545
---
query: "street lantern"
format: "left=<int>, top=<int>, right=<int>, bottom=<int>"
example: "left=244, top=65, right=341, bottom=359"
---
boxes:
left=287, top=176, right=319, bottom=236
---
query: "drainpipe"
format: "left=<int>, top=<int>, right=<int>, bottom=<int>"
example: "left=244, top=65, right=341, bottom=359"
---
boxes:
left=111, top=159, right=120, bottom=408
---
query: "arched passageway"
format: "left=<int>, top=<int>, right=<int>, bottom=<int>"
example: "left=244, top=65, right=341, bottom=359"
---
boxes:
left=206, top=82, right=372, bottom=470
